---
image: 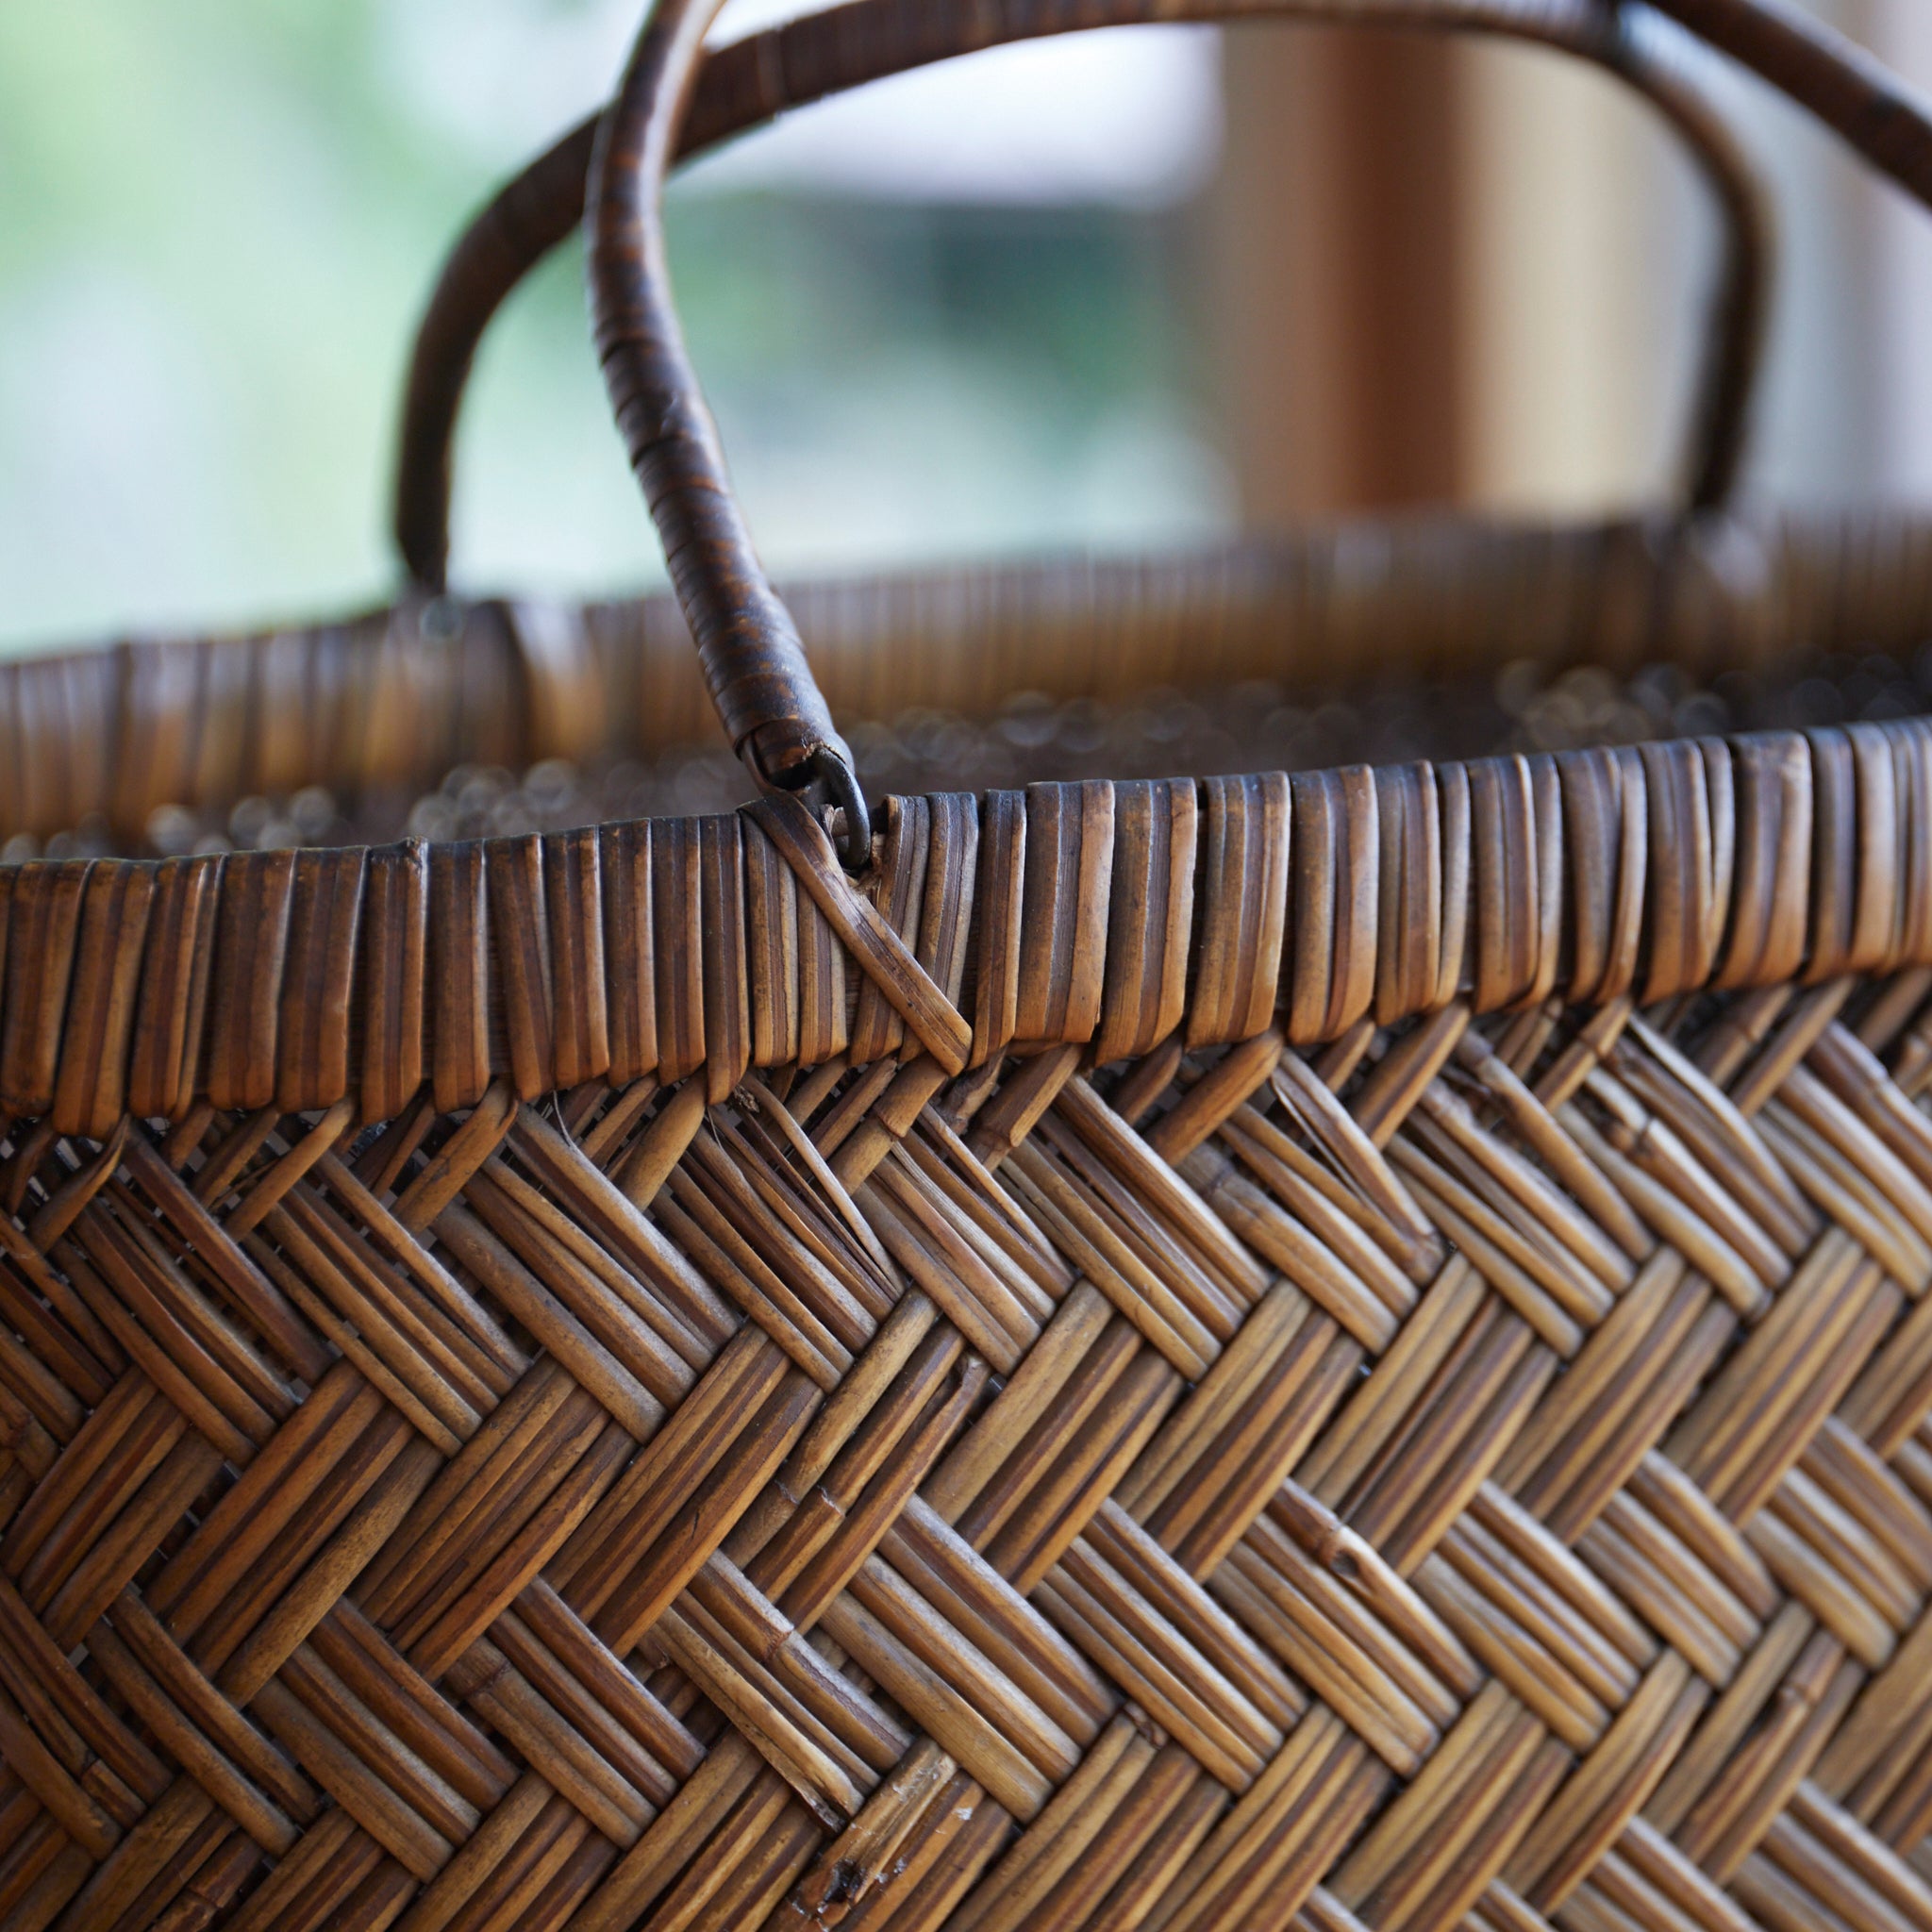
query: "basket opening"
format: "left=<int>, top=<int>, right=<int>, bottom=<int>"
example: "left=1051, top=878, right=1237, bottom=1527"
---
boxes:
left=6, top=517, right=1929, bottom=865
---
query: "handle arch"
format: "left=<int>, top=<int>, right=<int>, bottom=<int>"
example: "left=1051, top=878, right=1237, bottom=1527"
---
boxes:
left=1639, top=0, right=1932, bottom=207
left=395, top=0, right=1777, bottom=593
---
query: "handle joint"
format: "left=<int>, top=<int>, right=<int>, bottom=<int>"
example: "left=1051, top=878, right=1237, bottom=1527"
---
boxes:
left=789, top=741, right=874, bottom=874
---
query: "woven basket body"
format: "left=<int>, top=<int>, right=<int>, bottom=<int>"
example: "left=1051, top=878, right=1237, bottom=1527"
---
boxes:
left=13, top=3, right=1932, bottom=1930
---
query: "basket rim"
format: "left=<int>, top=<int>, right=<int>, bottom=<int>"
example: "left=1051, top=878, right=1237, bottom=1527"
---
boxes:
left=3, top=504, right=1929, bottom=1136
left=2, top=505, right=1910, bottom=808
left=8, top=507, right=1787, bottom=670
left=0, top=708, right=1923, bottom=1139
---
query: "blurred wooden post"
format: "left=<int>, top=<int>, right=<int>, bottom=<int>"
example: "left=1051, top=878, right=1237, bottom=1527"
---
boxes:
left=1208, top=22, right=1710, bottom=525
left=1208, top=25, right=1468, bottom=523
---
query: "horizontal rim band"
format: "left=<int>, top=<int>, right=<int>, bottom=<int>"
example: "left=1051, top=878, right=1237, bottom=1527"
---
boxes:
left=0, top=710, right=1925, bottom=1136
left=8, top=508, right=1928, bottom=848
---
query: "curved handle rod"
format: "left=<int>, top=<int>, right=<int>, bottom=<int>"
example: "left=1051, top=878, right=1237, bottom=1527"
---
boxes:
left=395, top=115, right=602, bottom=596
left=590, top=0, right=859, bottom=849
left=394, top=0, right=1774, bottom=595
left=1638, top=0, right=1932, bottom=206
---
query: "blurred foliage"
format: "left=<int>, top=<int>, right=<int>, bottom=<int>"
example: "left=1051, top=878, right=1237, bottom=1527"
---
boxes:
left=0, top=2, right=1231, bottom=653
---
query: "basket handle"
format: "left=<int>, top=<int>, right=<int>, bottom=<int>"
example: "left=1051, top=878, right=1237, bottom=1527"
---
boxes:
left=1640, top=0, right=1932, bottom=206
left=610, top=0, right=1932, bottom=866
left=591, top=0, right=863, bottom=855
left=397, top=0, right=1778, bottom=602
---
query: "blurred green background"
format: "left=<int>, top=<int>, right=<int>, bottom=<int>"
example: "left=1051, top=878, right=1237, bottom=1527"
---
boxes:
left=0, top=1, right=1234, bottom=653
left=11, top=2, right=1932, bottom=663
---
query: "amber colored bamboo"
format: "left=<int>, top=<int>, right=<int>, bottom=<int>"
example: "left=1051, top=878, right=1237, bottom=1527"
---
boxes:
left=393, top=0, right=1777, bottom=595
left=8, top=5, right=1932, bottom=1930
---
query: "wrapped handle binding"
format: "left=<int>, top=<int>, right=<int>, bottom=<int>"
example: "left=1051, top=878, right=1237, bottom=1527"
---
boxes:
left=570, top=0, right=1932, bottom=875
left=397, top=0, right=1784, bottom=595
left=589, top=0, right=869, bottom=863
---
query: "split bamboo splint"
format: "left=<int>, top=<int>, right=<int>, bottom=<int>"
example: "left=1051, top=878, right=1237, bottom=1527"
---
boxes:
left=10, top=4, right=1932, bottom=1931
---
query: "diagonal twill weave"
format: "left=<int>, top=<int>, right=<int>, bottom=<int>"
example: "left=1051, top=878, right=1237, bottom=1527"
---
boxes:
left=9, top=723, right=1932, bottom=1930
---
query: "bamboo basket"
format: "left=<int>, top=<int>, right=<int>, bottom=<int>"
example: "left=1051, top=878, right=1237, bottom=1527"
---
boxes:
left=11, top=3, right=1932, bottom=1930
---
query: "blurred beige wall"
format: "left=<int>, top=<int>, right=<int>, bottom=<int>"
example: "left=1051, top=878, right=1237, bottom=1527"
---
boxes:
left=1872, top=3, right=1932, bottom=497
left=1457, top=30, right=1675, bottom=514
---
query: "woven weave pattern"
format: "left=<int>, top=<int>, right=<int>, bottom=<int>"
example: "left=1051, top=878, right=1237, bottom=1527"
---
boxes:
left=8, top=722, right=1932, bottom=1929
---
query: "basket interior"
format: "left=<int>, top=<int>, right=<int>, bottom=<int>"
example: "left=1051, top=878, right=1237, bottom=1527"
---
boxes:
left=7, top=511, right=1932, bottom=864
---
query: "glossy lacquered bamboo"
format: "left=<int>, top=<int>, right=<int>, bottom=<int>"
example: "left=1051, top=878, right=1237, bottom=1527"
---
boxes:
left=394, top=0, right=1777, bottom=598
left=8, top=3, right=1932, bottom=1929
left=569, top=0, right=1932, bottom=839
left=9, top=754, right=1932, bottom=1929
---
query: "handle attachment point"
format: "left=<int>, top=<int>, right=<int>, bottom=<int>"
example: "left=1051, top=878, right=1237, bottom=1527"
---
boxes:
left=796, top=741, right=874, bottom=874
